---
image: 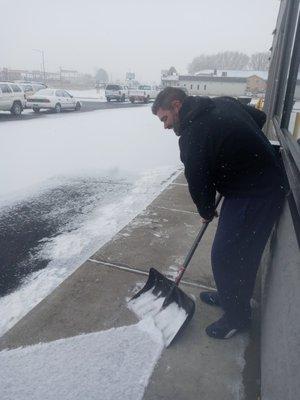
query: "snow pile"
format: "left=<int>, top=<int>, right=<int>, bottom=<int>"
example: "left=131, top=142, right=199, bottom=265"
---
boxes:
left=0, top=321, right=164, bottom=400
left=128, top=289, right=188, bottom=347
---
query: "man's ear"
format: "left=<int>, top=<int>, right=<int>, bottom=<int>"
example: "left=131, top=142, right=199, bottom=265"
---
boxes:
left=171, top=100, right=182, bottom=113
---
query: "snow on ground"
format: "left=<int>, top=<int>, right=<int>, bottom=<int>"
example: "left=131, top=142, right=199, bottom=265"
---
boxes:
left=0, top=320, right=164, bottom=400
left=69, top=88, right=106, bottom=102
left=0, top=106, right=179, bottom=198
left=0, top=106, right=181, bottom=335
left=128, top=289, right=188, bottom=347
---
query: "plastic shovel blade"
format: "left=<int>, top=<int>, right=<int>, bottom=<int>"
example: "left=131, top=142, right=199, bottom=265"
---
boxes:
left=129, top=268, right=195, bottom=347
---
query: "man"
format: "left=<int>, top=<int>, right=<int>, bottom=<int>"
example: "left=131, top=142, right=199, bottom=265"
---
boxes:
left=152, top=87, right=285, bottom=339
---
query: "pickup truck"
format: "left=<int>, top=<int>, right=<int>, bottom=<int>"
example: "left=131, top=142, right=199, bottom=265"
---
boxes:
left=105, top=84, right=128, bottom=102
left=129, top=85, right=159, bottom=103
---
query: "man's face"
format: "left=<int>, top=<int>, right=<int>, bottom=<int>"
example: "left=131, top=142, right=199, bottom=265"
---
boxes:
left=156, top=100, right=182, bottom=136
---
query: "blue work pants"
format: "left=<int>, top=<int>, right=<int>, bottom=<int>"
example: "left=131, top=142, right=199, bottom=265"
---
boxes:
left=211, top=191, right=284, bottom=326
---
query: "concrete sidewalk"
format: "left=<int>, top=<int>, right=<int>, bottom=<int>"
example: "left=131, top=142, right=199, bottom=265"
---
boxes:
left=0, top=173, right=258, bottom=399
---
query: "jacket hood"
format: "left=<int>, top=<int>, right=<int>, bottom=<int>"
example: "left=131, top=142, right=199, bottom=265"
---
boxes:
left=179, top=96, right=215, bottom=132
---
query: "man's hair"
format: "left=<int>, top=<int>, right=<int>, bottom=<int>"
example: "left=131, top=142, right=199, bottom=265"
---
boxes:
left=152, top=87, right=187, bottom=114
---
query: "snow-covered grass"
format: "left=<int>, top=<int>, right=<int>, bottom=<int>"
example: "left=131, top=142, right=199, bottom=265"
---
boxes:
left=0, top=107, right=181, bottom=335
left=0, top=106, right=179, bottom=198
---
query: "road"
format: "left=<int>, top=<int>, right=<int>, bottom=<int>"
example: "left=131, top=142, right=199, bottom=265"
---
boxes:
left=0, top=100, right=147, bottom=122
left=0, top=176, right=133, bottom=297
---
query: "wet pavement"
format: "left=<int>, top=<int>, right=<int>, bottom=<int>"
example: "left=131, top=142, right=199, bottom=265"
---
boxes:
left=0, top=176, right=132, bottom=296
left=0, top=101, right=147, bottom=122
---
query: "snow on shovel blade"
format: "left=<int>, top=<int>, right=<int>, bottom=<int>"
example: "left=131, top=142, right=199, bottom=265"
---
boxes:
left=129, top=268, right=195, bottom=347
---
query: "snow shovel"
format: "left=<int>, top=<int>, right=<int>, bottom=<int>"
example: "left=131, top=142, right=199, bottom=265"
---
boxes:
left=129, top=194, right=222, bottom=347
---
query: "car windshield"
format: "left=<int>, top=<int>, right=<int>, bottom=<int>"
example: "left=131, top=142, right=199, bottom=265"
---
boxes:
left=35, top=89, right=54, bottom=96
left=106, top=85, right=120, bottom=90
left=33, top=85, right=45, bottom=91
left=138, top=85, right=151, bottom=90
left=20, top=84, right=33, bottom=91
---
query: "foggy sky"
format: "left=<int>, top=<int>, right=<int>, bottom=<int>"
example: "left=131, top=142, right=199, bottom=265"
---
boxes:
left=1, top=0, right=280, bottom=83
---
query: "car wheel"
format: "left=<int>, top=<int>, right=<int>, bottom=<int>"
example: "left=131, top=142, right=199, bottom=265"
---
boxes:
left=143, top=96, right=150, bottom=104
left=75, top=102, right=81, bottom=111
left=11, top=102, right=23, bottom=116
left=33, top=107, right=40, bottom=113
left=130, top=97, right=135, bottom=103
left=54, top=103, right=61, bottom=113
left=106, top=97, right=111, bottom=102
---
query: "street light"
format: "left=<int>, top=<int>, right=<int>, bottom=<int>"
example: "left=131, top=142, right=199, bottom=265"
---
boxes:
left=33, top=49, right=46, bottom=83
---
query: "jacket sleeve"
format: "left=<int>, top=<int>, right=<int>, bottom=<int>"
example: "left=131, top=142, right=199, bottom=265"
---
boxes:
left=184, top=127, right=216, bottom=220
left=239, top=103, right=266, bottom=129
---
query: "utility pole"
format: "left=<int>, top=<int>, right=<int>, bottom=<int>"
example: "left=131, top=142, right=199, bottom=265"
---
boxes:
left=33, top=49, right=46, bottom=83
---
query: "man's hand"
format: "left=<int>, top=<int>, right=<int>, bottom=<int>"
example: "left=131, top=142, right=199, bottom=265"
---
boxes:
left=201, top=210, right=219, bottom=224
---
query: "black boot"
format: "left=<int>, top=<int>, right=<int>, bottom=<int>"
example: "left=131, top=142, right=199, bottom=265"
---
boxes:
left=206, top=313, right=250, bottom=339
left=200, top=291, right=221, bottom=306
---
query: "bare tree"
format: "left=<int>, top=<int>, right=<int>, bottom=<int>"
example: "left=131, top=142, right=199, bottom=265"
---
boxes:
left=250, top=52, right=270, bottom=70
left=188, top=51, right=250, bottom=74
left=168, top=66, right=178, bottom=75
left=95, top=68, right=109, bottom=83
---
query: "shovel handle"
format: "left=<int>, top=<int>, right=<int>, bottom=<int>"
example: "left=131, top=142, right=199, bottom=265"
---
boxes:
left=175, top=193, right=222, bottom=286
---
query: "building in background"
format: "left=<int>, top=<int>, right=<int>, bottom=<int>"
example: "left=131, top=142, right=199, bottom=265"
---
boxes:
left=0, top=67, right=94, bottom=89
left=161, top=69, right=269, bottom=97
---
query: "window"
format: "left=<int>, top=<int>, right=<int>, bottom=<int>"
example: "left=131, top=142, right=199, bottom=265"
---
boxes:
left=264, top=0, right=300, bottom=243
left=287, top=63, right=300, bottom=139
left=190, top=84, right=193, bottom=89
left=0, top=83, right=12, bottom=93
left=106, top=85, right=120, bottom=90
left=21, top=84, right=33, bottom=92
left=32, top=84, right=44, bottom=92
left=197, top=85, right=199, bottom=90
left=55, top=90, right=64, bottom=97
left=269, top=0, right=300, bottom=127
left=63, top=91, right=72, bottom=98
left=37, top=89, right=54, bottom=96
left=11, top=84, right=22, bottom=93
left=204, top=85, right=207, bottom=91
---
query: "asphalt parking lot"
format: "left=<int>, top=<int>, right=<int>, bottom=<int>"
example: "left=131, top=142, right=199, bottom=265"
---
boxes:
left=0, top=100, right=147, bottom=122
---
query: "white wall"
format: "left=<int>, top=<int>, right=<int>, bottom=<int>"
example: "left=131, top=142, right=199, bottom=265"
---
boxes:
left=179, top=80, right=247, bottom=97
left=261, top=200, right=300, bottom=400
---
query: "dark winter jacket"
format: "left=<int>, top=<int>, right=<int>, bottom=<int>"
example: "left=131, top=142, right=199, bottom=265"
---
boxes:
left=178, top=96, right=284, bottom=220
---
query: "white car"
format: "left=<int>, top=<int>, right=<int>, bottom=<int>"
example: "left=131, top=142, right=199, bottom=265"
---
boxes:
left=0, top=82, right=26, bottom=115
left=129, top=85, right=159, bottom=103
left=26, top=89, right=82, bottom=113
left=18, top=82, right=47, bottom=99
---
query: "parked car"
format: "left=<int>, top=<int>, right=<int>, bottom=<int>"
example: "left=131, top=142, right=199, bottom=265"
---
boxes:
left=0, top=81, right=26, bottom=115
left=105, top=84, right=128, bottom=102
left=26, top=88, right=82, bottom=113
left=19, top=82, right=47, bottom=99
left=129, top=85, right=159, bottom=103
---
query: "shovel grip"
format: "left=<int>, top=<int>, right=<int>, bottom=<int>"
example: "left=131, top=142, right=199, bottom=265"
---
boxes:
left=175, top=194, right=222, bottom=286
